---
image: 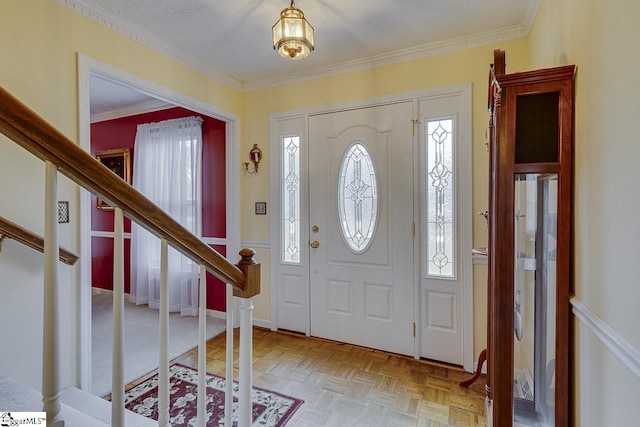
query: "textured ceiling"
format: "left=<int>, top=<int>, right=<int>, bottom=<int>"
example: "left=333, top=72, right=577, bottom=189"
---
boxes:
left=60, top=0, right=540, bottom=92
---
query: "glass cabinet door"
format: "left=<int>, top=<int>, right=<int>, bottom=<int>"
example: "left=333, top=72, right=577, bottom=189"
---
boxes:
left=513, top=173, right=557, bottom=426
left=486, top=50, right=573, bottom=426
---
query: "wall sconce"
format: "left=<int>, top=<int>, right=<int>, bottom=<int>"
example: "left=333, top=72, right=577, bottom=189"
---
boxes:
left=244, top=144, right=263, bottom=176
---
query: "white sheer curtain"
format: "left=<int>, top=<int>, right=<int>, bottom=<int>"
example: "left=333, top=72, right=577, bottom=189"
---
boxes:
left=130, top=116, right=203, bottom=316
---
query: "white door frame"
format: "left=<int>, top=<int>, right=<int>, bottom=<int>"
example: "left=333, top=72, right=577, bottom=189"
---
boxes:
left=269, top=84, right=474, bottom=370
left=76, top=54, right=242, bottom=391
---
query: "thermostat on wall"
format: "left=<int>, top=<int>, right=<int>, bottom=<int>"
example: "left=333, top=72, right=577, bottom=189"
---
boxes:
left=255, top=202, right=267, bottom=215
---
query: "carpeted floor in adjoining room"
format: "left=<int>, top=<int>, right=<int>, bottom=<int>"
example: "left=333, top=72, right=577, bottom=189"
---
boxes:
left=91, top=288, right=226, bottom=397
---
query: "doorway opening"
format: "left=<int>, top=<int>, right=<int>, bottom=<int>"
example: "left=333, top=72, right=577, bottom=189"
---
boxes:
left=76, top=54, right=242, bottom=392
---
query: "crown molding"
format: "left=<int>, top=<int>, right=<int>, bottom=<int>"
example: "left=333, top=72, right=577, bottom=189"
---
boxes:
left=90, top=98, right=174, bottom=123
left=54, top=0, right=243, bottom=91
left=57, top=0, right=540, bottom=93
left=243, top=23, right=530, bottom=92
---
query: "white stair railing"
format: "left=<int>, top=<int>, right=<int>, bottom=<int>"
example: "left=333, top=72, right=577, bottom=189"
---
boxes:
left=42, top=161, right=64, bottom=427
left=111, top=207, right=125, bottom=427
left=225, top=284, right=234, bottom=427
left=43, top=170, right=257, bottom=427
left=197, top=265, right=207, bottom=427
left=106, top=243, right=257, bottom=427
left=235, top=249, right=260, bottom=426
left=158, top=239, right=170, bottom=427
left=238, top=297, right=254, bottom=426
left=41, top=164, right=256, bottom=427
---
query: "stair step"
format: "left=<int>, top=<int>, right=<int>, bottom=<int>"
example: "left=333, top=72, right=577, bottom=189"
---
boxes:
left=0, top=378, right=155, bottom=427
left=60, top=386, right=156, bottom=427
left=0, top=377, right=109, bottom=427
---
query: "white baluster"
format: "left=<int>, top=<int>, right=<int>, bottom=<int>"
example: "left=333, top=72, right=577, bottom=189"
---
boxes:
left=111, top=207, right=125, bottom=427
left=43, top=161, right=63, bottom=427
left=158, top=239, right=170, bottom=427
left=224, top=284, right=233, bottom=426
left=238, top=297, right=254, bottom=427
left=196, top=265, right=207, bottom=427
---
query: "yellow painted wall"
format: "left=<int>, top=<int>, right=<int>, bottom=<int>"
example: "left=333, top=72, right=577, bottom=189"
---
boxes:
left=4, top=0, right=631, bottom=419
left=242, top=40, right=531, bottom=357
left=529, top=0, right=640, bottom=424
left=0, top=0, right=242, bottom=390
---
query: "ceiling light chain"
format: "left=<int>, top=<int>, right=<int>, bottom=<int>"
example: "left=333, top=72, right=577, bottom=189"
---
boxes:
left=272, top=0, right=315, bottom=60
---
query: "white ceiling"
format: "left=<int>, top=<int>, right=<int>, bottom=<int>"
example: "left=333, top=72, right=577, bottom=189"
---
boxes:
left=64, top=0, right=540, bottom=117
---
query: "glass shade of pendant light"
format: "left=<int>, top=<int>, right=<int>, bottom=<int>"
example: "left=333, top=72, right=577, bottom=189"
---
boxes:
left=272, top=0, right=314, bottom=60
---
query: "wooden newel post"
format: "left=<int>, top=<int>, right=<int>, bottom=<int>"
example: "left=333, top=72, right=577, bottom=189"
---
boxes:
left=234, top=247, right=261, bottom=298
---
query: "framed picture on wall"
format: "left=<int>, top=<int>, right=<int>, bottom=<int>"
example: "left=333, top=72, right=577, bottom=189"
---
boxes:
left=95, top=147, right=131, bottom=211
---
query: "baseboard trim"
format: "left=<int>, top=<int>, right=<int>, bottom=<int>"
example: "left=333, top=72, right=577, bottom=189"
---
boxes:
left=92, top=287, right=270, bottom=329
left=252, top=318, right=272, bottom=330
left=206, top=308, right=227, bottom=320
left=571, top=296, right=640, bottom=379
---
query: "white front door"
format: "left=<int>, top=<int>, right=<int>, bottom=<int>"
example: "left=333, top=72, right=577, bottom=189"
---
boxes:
left=271, top=85, right=473, bottom=368
left=308, top=102, right=415, bottom=356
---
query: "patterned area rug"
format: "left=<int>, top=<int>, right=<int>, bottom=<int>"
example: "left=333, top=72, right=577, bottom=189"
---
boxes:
left=124, top=363, right=303, bottom=426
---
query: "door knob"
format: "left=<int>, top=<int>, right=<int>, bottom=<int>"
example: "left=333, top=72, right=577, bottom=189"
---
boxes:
left=310, top=240, right=320, bottom=248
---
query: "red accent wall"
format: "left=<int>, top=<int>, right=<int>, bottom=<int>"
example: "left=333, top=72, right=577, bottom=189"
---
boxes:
left=91, top=107, right=227, bottom=311
left=206, top=245, right=227, bottom=310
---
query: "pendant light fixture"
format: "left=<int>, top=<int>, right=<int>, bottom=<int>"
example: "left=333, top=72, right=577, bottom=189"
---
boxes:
left=272, top=0, right=315, bottom=60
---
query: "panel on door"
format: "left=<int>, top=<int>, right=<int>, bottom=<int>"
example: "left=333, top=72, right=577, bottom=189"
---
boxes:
left=308, top=102, right=415, bottom=356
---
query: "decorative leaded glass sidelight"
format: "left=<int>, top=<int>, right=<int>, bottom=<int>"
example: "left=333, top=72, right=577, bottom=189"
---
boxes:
left=282, top=135, right=301, bottom=263
left=426, top=118, right=455, bottom=277
left=338, top=142, right=378, bottom=253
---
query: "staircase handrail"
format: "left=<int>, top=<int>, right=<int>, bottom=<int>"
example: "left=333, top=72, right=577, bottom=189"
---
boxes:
left=0, top=216, right=79, bottom=265
left=0, top=86, right=253, bottom=295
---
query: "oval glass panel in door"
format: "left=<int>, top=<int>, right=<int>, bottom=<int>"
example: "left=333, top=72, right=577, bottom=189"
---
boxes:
left=338, top=142, right=378, bottom=253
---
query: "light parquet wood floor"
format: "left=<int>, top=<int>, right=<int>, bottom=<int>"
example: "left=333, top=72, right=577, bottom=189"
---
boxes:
left=169, top=327, right=487, bottom=427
